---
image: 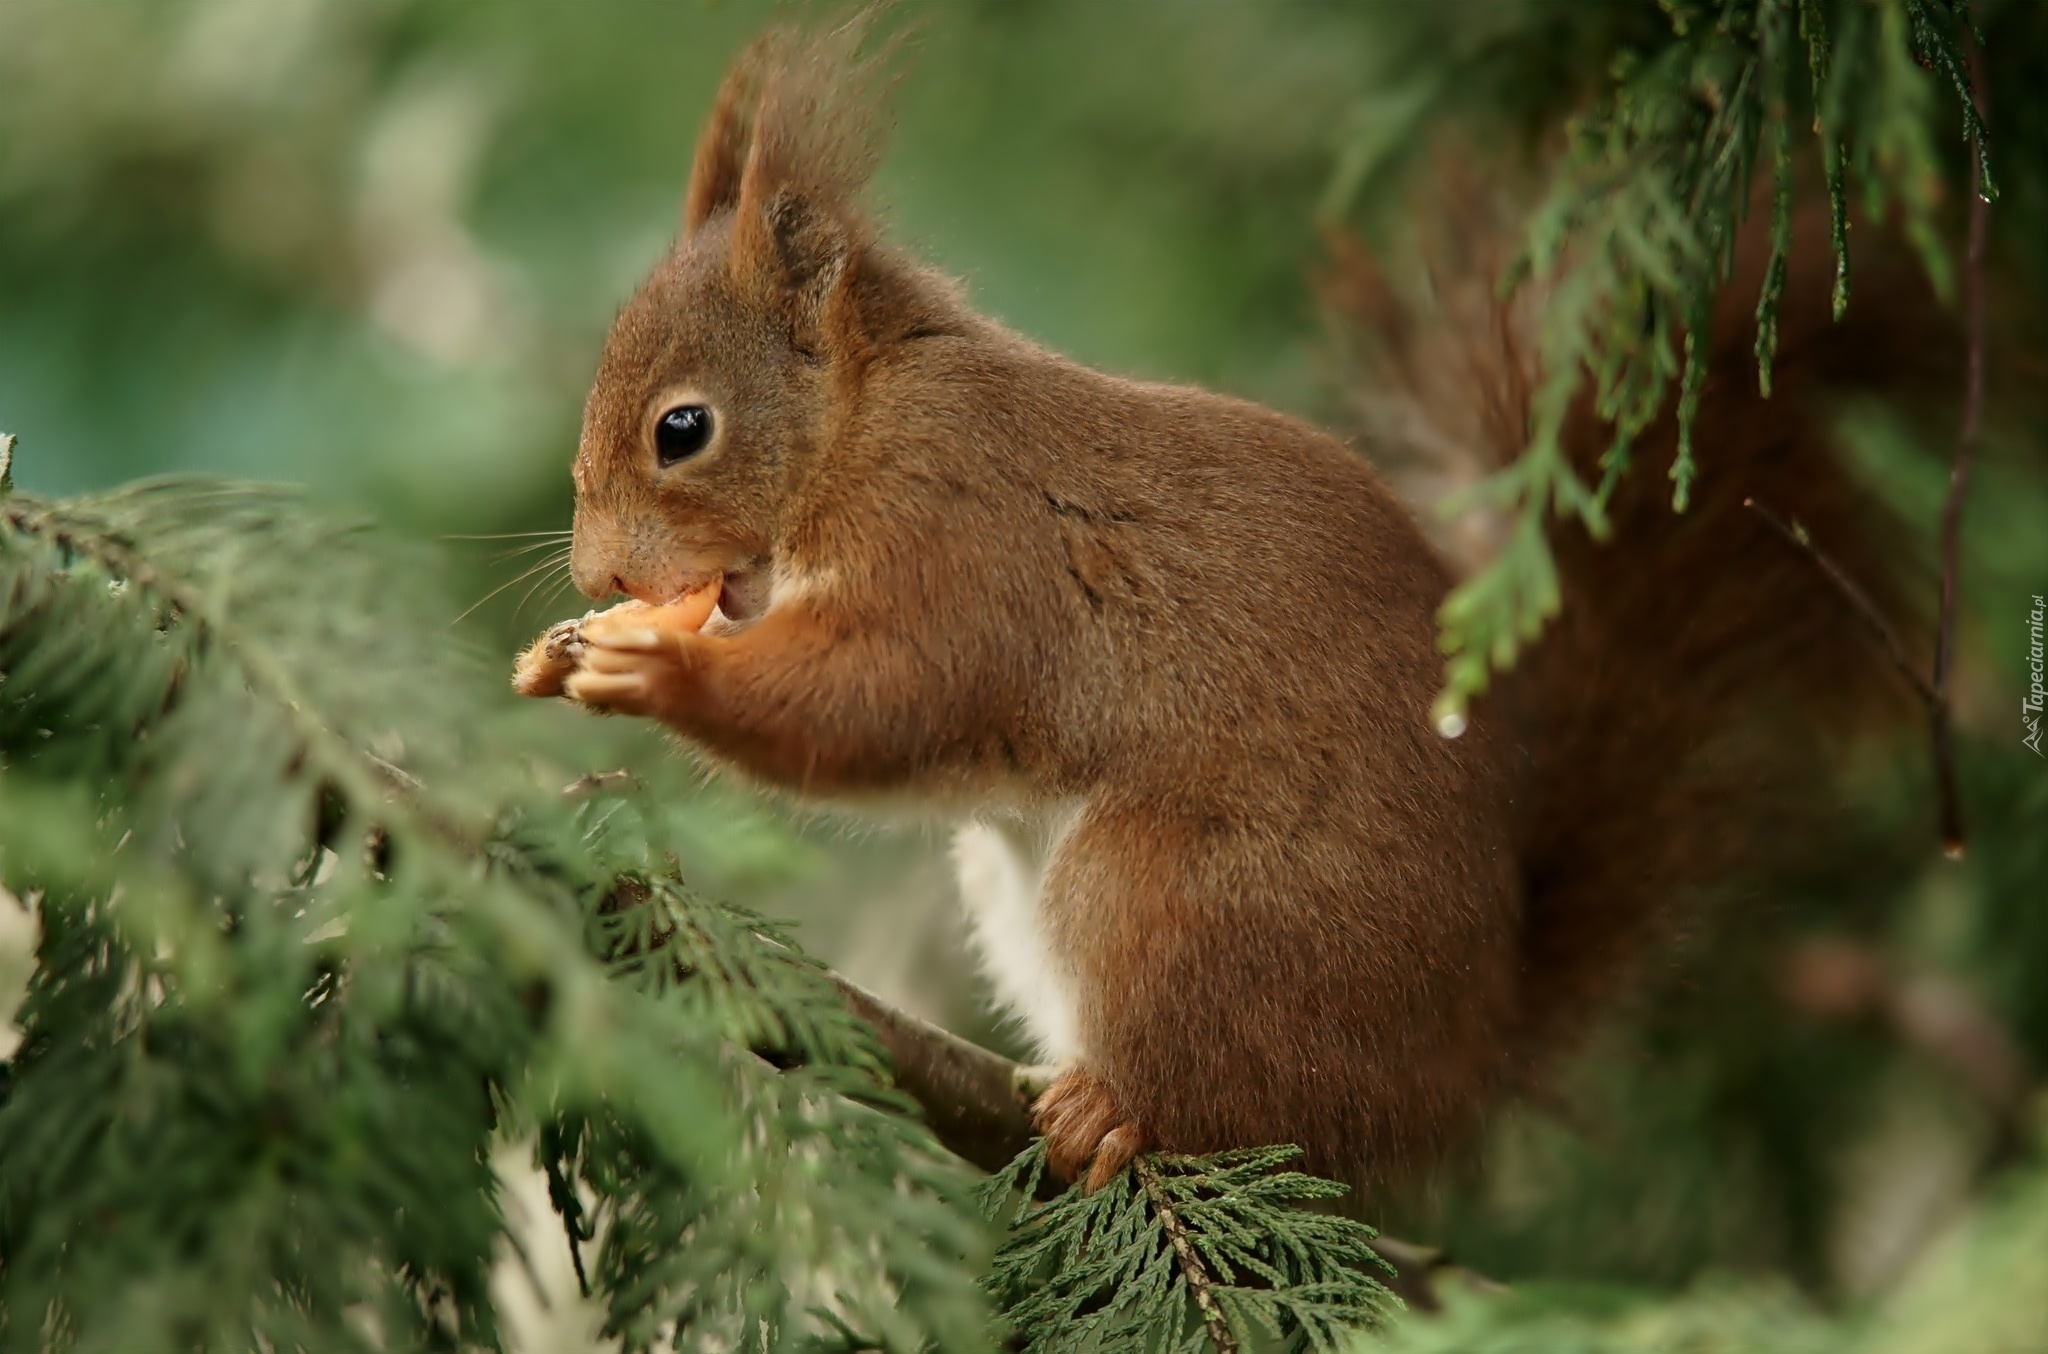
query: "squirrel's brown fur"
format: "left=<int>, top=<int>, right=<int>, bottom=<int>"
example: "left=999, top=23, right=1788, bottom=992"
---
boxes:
left=542, top=23, right=1945, bottom=1191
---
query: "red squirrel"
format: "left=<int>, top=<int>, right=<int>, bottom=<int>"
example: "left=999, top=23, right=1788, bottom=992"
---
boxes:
left=517, top=25, right=1945, bottom=1192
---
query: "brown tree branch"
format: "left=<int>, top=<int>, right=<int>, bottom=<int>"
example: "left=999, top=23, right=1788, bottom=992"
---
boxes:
left=827, top=972, right=1055, bottom=1175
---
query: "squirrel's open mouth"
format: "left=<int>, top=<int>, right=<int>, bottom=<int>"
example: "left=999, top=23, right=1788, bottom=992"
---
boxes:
left=713, top=569, right=768, bottom=625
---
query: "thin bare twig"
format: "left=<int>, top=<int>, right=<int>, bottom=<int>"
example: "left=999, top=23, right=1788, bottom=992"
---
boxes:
left=1743, top=493, right=1965, bottom=858
left=1135, top=1155, right=1238, bottom=1354
left=1743, top=498, right=1937, bottom=707
left=1930, top=43, right=1994, bottom=861
left=561, top=768, right=635, bottom=799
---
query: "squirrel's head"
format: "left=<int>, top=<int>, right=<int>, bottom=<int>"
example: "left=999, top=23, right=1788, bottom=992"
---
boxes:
left=570, top=20, right=933, bottom=609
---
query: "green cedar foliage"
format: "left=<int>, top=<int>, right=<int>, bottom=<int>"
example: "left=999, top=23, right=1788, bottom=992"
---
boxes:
left=982, top=1144, right=1395, bottom=1353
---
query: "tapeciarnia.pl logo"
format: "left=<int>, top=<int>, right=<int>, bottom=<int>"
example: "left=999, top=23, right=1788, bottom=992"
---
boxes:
left=2026, top=594, right=2045, bottom=757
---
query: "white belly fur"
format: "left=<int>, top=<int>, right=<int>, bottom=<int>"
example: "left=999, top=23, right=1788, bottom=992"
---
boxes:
left=951, top=802, right=1086, bottom=1063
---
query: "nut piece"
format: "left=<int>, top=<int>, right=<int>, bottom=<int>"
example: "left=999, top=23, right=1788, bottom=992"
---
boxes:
left=580, top=586, right=720, bottom=644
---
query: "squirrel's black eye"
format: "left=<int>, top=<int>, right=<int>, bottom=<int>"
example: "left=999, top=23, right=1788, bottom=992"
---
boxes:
left=655, top=404, right=714, bottom=466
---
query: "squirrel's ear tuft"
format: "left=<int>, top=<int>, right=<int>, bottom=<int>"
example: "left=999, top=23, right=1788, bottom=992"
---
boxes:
left=721, top=11, right=897, bottom=289
left=683, top=39, right=769, bottom=233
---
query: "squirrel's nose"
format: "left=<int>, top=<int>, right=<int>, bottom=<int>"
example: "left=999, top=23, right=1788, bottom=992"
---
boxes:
left=568, top=530, right=659, bottom=602
left=568, top=550, right=616, bottom=602
left=609, top=574, right=670, bottom=605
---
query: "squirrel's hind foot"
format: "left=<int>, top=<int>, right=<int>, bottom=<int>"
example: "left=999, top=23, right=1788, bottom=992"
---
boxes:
left=1034, top=1066, right=1152, bottom=1193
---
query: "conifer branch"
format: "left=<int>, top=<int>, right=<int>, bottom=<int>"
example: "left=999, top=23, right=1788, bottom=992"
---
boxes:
left=0, top=491, right=480, bottom=857
left=982, top=1143, right=1398, bottom=1348
left=1134, top=1154, right=1238, bottom=1353
left=1422, top=0, right=2000, bottom=721
left=0, top=481, right=997, bottom=1348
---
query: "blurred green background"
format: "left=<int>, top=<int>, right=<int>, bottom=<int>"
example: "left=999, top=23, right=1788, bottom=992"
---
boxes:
left=5, top=0, right=2046, bottom=1325
left=0, top=0, right=1381, bottom=512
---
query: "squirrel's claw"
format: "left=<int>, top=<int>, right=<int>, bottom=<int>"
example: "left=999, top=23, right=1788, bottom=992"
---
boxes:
left=1034, top=1066, right=1152, bottom=1192
left=512, top=618, right=587, bottom=698
left=1085, top=1123, right=1151, bottom=1192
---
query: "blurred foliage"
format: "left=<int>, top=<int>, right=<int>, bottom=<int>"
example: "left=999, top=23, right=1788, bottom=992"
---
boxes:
left=1368, top=1155, right=2048, bottom=1353
left=0, top=477, right=996, bottom=1349
left=1344, top=0, right=1997, bottom=721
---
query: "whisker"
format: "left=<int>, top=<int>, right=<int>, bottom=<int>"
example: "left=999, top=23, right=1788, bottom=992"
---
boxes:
left=441, top=530, right=573, bottom=542
left=450, top=549, right=574, bottom=627
left=533, top=567, right=573, bottom=606
left=513, top=555, right=573, bottom=621
left=540, top=570, right=583, bottom=615
left=490, top=538, right=579, bottom=563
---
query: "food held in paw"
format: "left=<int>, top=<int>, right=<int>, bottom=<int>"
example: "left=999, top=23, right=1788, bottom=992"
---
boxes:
left=580, top=581, right=721, bottom=643
left=512, top=581, right=722, bottom=699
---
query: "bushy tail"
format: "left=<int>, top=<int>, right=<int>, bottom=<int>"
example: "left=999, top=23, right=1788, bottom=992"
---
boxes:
left=1331, top=194, right=1959, bottom=1068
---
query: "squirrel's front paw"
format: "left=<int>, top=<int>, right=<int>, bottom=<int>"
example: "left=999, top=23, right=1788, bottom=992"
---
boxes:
left=1034, top=1066, right=1152, bottom=1193
left=513, top=584, right=720, bottom=721
left=562, top=587, right=720, bottom=721
left=564, top=630, right=694, bottom=719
